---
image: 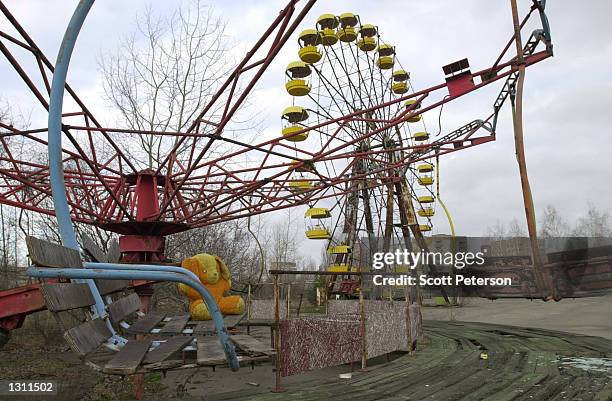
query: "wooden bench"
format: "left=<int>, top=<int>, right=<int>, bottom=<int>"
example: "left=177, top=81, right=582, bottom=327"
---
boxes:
left=26, top=236, right=274, bottom=378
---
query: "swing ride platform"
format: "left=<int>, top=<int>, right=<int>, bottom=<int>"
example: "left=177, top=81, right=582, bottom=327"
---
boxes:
left=179, top=320, right=612, bottom=401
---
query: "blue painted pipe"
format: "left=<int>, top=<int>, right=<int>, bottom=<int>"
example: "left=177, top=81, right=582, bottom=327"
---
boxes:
left=28, top=266, right=240, bottom=371
left=83, top=262, right=201, bottom=283
left=47, top=0, right=109, bottom=320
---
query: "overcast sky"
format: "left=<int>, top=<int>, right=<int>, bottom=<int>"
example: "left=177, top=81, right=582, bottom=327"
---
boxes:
left=2, top=0, right=611, bottom=264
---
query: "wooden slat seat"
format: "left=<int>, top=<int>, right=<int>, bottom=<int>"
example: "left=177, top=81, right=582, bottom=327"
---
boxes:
left=193, top=314, right=245, bottom=335
left=41, top=283, right=95, bottom=311
left=108, top=293, right=141, bottom=324
left=127, top=312, right=167, bottom=334
left=231, top=334, right=275, bottom=356
left=65, top=318, right=113, bottom=356
left=104, top=339, right=152, bottom=374
left=158, top=314, right=191, bottom=334
left=142, top=336, right=193, bottom=364
left=26, top=236, right=82, bottom=268
left=197, top=336, right=226, bottom=365
left=28, top=236, right=274, bottom=380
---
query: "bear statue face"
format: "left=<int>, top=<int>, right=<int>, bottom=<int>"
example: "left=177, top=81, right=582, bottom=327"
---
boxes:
left=201, top=261, right=220, bottom=284
left=181, top=253, right=231, bottom=285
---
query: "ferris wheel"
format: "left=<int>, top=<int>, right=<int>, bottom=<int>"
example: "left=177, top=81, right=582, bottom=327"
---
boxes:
left=281, top=12, right=441, bottom=280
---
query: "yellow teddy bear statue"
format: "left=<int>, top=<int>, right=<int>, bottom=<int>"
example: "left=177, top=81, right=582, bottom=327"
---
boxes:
left=177, top=253, right=245, bottom=320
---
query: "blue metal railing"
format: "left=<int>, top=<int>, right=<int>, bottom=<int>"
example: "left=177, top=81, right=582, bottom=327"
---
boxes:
left=41, top=0, right=239, bottom=370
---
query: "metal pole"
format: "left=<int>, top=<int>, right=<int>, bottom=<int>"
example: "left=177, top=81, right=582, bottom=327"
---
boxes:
left=271, top=274, right=285, bottom=393
left=247, top=283, right=251, bottom=335
left=286, top=283, right=291, bottom=318
left=359, top=289, right=368, bottom=371
left=46, top=0, right=111, bottom=321
left=509, top=0, right=555, bottom=300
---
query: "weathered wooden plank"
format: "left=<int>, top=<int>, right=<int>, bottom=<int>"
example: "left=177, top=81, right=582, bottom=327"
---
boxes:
left=107, top=239, right=121, bottom=263
left=231, top=334, right=274, bottom=355
left=193, top=314, right=245, bottom=334
left=142, top=336, right=193, bottom=364
left=193, top=320, right=216, bottom=335
left=197, top=336, right=226, bottom=365
left=40, top=283, right=95, bottom=311
left=81, top=234, right=108, bottom=263
left=107, top=293, right=141, bottom=323
left=103, top=339, right=152, bottom=375
left=158, top=314, right=190, bottom=334
left=64, top=318, right=112, bottom=356
left=127, top=311, right=166, bottom=334
left=95, top=279, right=130, bottom=295
left=224, top=313, right=245, bottom=327
left=26, top=236, right=82, bottom=268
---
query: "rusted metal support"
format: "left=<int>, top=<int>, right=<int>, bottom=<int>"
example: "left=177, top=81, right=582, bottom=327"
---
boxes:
left=509, top=0, right=556, bottom=300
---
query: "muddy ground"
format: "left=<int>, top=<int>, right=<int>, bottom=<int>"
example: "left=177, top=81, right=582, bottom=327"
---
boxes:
left=1, top=294, right=610, bottom=400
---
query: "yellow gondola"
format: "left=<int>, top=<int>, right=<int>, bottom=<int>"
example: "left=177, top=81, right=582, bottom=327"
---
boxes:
left=417, top=163, right=433, bottom=173
left=404, top=99, right=421, bottom=109
left=392, top=81, right=408, bottom=94
left=419, top=224, right=432, bottom=232
left=317, top=14, right=338, bottom=46
left=306, top=226, right=331, bottom=239
left=377, top=56, right=394, bottom=70
left=339, top=12, right=358, bottom=27
left=282, top=106, right=308, bottom=122
left=319, top=28, right=338, bottom=46
left=413, top=131, right=429, bottom=141
left=299, top=46, right=322, bottom=64
left=378, top=43, right=395, bottom=57
left=290, top=160, right=314, bottom=173
left=327, top=245, right=351, bottom=254
left=289, top=180, right=312, bottom=192
left=305, top=207, right=331, bottom=219
left=359, top=24, right=377, bottom=37
left=357, top=23, right=377, bottom=52
left=298, top=29, right=321, bottom=46
left=282, top=125, right=308, bottom=142
left=305, top=205, right=331, bottom=239
left=418, top=176, right=434, bottom=186
left=298, top=29, right=322, bottom=63
left=417, top=195, right=435, bottom=203
left=328, top=263, right=350, bottom=272
left=418, top=208, right=435, bottom=217
left=337, top=13, right=358, bottom=42
left=282, top=106, right=309, bottom=142
left=328, top=264, right=359, bottom=273
left=358, top=37, right=376, bottom=51
left=393, top=69, right=410, bottom=81
left=285, top=61, right=311, bottom=96
left=338, top=26, right=357, bottom=42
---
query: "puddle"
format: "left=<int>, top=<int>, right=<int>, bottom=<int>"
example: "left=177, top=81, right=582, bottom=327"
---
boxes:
left=560, top=357, right=612, bottom=377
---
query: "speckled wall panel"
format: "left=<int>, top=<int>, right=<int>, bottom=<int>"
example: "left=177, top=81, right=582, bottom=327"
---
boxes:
left=280, top=317, right=361, bottom=377
left=365, top=303, right=409, bottom=358
left=327, top=299, right=359, bottom=315
left=328, top=300, right=409, bottom=358
left=248, top=299, right=287, bottom=320
left=328, top=300, right=404, bottom=315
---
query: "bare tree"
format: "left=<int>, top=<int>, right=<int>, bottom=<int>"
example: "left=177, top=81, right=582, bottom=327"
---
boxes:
left=573, top=203, right=612, bottom=237
left=99, top=0, right=237, bottom=168
left=267, top=209, right=300, bottom=274
left=538, top=205, right=570, bottom=238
